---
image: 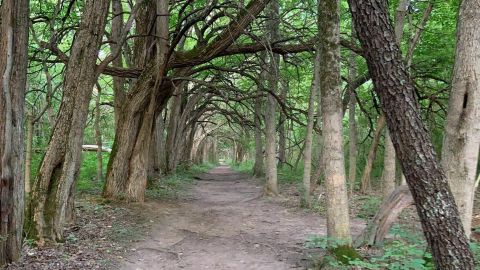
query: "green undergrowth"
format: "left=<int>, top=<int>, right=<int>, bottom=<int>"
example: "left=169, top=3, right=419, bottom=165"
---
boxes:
left=351, top=195, right=382, bottom=219
left=230, top=160, right=305, bottom=185
left=278, top=164, right=304, bottom=184
left=77, top=152, right=110, bottom=194
left=72, top=151, right=215, bottom=198
left=306, top=225, right=480, bottom=269
left=146, top=163, right=216, bottom=200
left=229, top=159, right=254, bottom=173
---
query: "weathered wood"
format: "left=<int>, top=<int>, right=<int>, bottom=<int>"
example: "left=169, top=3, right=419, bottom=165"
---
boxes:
left=355, top=186, right=413, bottom=247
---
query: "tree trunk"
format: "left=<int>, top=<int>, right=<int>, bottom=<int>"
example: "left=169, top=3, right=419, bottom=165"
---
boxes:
left=165, top=89, right=183, bottom=172
left=380, top=0, right=410, bottom=199
left=319, top=0, right=351, bottom=244
left=0, top=0, right=28, bottom=265
left=253, top=80, right=264, bottom=177
left=349, top=0, right=475, bottom=267
left=264, top=0, right=280, bottom=196
left=311, top=83, right=324, bottom=193
left=382, top=130, right=396, bottom=197
left=302, top=53, right=319, bottom=207
left=25, top=113, right=34, bottom=196
left=441, top=0, right=480, bottom=239
left=27, top=0, right=109, bottom=244
left=111, top=0, right=126, bottom=129
left=159, top=111, right=169, bottom=173
left=152, top=112, right=165, bottom=176
left=278, top=79, right=287, bottom=168
left=394, top=0, right=409, bottom=43
left=104, top=1, right=170, bottom=202
left=360, top=114, right=386, bottom=193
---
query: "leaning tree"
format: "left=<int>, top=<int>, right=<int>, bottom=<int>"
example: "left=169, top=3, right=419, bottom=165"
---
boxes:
left=349, top=0, right=475, bottom=268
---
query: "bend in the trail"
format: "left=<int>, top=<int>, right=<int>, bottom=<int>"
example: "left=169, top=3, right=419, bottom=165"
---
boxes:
left=119, top=166, right=364, bottom=270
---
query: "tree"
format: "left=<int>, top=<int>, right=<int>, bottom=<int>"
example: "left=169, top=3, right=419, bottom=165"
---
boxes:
left=319, top=0, right=351, bottom=243
left=302, top=52, right=320, bottom=207
left=27, top=0, right=110, bottom=244
left=360, top=114, right=385, bottom=193
left=103, top=0, right=272, bottom=202
left=0, top=0, right=28, bottom=265
left=264, top=0, right=280, bottom=196
left=347, top=35, right=357, bottom=195
left=253, top=72, right=264, bottom=177
left=349, top=0, right=475, bottom=267
left=382, top=0, right=411, bottom=198
left=441, top=0, right=480, bottom=238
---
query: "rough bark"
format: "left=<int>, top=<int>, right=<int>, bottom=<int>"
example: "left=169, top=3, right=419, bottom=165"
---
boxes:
left=319, top=0, right=351, bottom=243
left=0, top=0, right=28, bottom=265
left=360, top=114, right=385, bottom=193
left=264, top=0, right=280, bottom=196
left=381, top=0, right=410, bottom=198
left=104, top=0, right=169, bottom=202
left=27, top=0, right=109, bottom=244
left=111, top=0, right=126, bottom=128
left=349, top=0, right=475, bottom=267
left=441, top=0, right=480, bottom=238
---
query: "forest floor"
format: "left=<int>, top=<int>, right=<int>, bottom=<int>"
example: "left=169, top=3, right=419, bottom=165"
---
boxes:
left=118, top=165, right=365, bottom=270
left=5, top=166, right=479, bottom=270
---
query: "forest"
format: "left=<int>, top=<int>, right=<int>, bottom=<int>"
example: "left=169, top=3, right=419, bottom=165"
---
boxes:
left=0, top=0, right=479, bottom=269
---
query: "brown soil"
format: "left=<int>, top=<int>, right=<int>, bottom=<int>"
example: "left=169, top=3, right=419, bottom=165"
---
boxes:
left=119, top=166, right=365, bottom=270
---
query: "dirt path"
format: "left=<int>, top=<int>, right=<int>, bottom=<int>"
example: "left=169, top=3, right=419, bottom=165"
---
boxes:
left=119, top=166, right=364, bottom=270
